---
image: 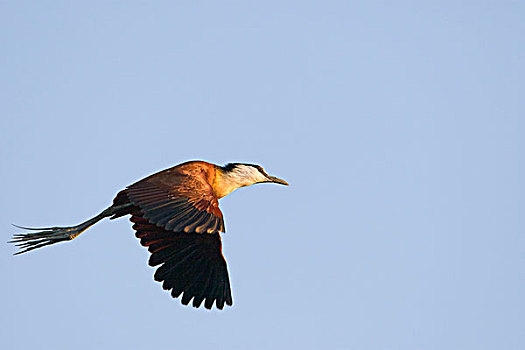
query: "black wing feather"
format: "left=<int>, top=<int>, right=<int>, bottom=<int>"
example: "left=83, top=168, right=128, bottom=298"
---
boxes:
left=131, top=214, right=232, bottom=310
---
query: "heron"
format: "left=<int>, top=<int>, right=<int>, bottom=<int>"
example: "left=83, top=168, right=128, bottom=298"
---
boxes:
left=10, top=161, right=288, bottom=310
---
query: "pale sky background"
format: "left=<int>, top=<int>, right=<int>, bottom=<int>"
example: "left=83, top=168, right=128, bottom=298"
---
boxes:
left=1, top=1, right=523, bottom=350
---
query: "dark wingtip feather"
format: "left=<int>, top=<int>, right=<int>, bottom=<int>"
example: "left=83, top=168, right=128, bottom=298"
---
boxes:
left=181, top=292, right=193, bottom=305
left=193, top=294, right=205, bottom=308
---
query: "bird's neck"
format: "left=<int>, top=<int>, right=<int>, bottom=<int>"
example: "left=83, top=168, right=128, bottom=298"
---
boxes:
left=212, top=167, right=264, bottom=198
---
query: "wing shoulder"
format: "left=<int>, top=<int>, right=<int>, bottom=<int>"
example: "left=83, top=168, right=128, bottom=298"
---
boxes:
left=125, top=163, right=224, bottom=233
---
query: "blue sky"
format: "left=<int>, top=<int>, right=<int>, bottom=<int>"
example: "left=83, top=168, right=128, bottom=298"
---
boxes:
left=1, top=1, right=523, bottom=349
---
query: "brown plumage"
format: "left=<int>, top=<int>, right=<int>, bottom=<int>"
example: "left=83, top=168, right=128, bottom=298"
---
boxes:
left=10, top=160, right=288, bottom=310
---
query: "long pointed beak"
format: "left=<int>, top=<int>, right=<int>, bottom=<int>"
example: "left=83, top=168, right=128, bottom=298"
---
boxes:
left=266, top=175, right=289, bottom=186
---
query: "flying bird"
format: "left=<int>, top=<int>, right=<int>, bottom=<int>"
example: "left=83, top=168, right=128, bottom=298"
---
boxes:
left=10, top=161, right=288, bottom=310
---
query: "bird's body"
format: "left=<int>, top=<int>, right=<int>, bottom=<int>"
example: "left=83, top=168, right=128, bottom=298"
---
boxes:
left=10, top=160, right=288, bottom=310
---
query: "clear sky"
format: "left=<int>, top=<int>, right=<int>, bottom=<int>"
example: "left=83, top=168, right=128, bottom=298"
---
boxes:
left=1, top=1, right=523, bottom=349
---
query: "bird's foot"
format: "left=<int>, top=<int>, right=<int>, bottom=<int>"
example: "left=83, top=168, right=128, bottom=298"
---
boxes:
left=9, top=224, right=88, bottom=255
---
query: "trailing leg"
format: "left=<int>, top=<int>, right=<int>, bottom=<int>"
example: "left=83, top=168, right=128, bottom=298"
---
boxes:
left=10, top=203, right=132, bottom=255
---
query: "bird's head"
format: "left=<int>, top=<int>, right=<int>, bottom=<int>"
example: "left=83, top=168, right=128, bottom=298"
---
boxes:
left=214, top=163, right=288, bottom=198
left=222, top=163, right=289, bottom=186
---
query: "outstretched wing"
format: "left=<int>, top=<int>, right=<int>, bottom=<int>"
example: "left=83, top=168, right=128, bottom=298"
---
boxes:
left=111, top=162, right=232, bottom=309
